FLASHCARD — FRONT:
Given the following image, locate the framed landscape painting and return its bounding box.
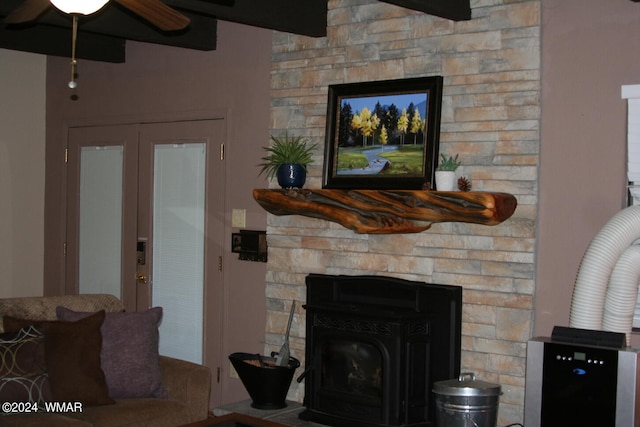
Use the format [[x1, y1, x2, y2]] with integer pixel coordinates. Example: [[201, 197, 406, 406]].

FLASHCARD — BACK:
[[322, 76, 443, 189]]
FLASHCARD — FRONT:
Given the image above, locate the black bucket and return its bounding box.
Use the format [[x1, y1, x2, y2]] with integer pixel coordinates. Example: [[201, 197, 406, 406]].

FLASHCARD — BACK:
[[229, 352, 300, 409]]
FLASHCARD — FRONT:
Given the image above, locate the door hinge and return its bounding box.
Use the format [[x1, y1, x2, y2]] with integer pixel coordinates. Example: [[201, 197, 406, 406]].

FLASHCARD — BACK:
[[63, 242, 67, 256], [220, 143, 225, 161], [64, 148, 68, 163], [217, 367, 221, 383], [218, 255, 223, 272]]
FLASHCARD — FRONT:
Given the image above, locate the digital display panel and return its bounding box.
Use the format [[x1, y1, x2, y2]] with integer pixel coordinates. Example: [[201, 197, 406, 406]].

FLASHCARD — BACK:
[[574, 351, 586, 361]]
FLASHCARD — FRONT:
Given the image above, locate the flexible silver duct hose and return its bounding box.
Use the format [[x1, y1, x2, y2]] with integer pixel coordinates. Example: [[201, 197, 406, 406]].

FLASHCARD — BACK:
[[569, 206, 640, 345], [603, 245, 640, 345]]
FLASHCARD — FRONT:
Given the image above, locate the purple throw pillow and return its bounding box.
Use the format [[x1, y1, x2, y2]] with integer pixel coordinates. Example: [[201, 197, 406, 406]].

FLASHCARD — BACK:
[[56, 306, 168, 399]]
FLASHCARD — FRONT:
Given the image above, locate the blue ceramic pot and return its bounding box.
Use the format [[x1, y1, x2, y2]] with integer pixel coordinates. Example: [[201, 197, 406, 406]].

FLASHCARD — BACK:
[[276, 164, 306, 189]]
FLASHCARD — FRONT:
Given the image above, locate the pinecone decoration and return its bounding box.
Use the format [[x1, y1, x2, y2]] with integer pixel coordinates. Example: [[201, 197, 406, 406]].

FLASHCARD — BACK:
[[457, 176, 472, 192]]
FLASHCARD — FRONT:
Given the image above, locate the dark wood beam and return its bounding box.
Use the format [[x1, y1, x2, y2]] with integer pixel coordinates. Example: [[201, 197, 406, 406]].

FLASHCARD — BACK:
[[165, 0, 327, 37], [1, 5, 218, 52], [0, 0, 326, 59], [0, 25, 126, 62], [80, 8, 218, 51], [0, 0, 474, 61], [380, 0, 471, 21]]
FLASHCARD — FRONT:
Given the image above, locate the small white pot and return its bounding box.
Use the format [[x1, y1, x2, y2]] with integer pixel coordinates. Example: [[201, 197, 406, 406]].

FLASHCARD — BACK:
[[435, 170, 456, 191]]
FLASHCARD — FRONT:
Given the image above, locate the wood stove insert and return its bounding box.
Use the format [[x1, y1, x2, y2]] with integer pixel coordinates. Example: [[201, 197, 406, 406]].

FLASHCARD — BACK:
[[298, 274, 462, 427]]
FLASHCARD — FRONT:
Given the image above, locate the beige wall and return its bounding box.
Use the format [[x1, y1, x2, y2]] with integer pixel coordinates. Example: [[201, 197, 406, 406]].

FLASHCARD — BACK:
[[536, 0, 640, 339], [0, 49, 46, 298], [44, 21, 272, 406]]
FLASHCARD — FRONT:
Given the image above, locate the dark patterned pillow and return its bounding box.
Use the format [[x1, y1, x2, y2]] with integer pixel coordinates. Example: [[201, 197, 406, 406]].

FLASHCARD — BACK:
[[0, 326, 52, 411], [3, 316, 49, 333]]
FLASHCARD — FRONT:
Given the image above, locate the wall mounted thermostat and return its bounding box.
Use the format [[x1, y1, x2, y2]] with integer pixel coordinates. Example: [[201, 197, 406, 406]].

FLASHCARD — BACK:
[[231, 229, 267, 262]]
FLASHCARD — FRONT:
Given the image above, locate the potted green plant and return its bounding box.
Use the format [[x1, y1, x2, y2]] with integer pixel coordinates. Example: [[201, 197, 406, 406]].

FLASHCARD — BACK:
[[435, 153, 461, 191], [258, 133, 317, 189]]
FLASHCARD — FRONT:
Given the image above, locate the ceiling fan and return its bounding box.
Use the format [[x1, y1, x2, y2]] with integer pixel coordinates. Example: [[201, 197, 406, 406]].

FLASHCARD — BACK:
[[4, 0, 191, 32], [4, 0, 194, 90]]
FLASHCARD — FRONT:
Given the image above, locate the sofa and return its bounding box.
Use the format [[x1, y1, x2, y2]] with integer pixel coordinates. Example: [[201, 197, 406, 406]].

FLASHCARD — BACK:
[[0, 294, 211, 427]]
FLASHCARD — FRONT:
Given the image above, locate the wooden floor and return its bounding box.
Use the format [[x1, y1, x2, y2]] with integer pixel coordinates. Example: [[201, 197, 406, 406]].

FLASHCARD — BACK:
[[182, 413, 289, 427]]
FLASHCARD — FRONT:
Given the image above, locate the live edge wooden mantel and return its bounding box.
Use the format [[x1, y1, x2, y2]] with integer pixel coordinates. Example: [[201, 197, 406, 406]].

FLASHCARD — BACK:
[[253, 189, 517, 234]]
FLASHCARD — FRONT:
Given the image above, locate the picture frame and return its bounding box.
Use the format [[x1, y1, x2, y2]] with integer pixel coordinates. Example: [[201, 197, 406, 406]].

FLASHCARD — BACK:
[[322, 76, 443, 190]]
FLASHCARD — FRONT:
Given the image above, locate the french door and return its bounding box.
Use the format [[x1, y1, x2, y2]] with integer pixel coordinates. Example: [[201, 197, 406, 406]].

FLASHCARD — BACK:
[[65, 119, 224, 399]]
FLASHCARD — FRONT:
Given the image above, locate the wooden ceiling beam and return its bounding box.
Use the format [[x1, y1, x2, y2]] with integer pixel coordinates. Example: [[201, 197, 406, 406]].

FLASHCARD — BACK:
[[1, 5, 218, 52], [78, 9, 218, 51], [0, 0, 473, 62], [379, 0, 471, 21], [164, 0, 327, 37], [0, 25, 126, 62]]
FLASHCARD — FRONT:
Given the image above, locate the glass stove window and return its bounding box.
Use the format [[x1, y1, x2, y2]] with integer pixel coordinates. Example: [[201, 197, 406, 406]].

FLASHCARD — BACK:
[[321, 340, 383, 400]]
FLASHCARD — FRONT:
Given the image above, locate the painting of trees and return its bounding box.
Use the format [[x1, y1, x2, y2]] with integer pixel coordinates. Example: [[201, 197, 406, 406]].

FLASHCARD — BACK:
[[410, 109, 423, 145], [339, 97, 426, 149], [397, 109, 408, 145], [324, 76, 443, 189], [338, 102, 353, 146], [380, 125, 388, 151], [350, 107, 380, 146]]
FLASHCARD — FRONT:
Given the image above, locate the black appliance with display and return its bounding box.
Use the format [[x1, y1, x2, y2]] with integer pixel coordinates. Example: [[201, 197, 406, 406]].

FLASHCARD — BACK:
[[525, 327, 640, 427]]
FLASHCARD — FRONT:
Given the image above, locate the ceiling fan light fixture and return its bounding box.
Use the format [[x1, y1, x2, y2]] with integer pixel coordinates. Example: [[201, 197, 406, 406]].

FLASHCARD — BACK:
[[50, 0, 110, 15]]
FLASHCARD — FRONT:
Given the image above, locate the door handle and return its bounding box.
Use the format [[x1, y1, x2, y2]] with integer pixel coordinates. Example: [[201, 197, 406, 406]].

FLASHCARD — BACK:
[[136, 272, 148, 284]]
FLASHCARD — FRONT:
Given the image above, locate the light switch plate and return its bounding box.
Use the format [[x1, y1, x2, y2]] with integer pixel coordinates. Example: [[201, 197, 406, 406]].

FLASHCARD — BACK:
[[231, 208, 246, 228]]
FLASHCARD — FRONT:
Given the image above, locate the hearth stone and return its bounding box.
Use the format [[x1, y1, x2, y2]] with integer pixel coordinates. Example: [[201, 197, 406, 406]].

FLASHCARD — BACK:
[[213, 400, 319, 426]]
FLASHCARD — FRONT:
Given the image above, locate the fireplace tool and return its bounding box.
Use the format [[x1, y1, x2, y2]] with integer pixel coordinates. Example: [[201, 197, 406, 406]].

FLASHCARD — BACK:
[[276, 300, 295, 366]]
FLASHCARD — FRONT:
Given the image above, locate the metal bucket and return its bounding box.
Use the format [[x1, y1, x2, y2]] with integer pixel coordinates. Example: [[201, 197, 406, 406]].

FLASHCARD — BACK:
[[433, 372, 502, 427]]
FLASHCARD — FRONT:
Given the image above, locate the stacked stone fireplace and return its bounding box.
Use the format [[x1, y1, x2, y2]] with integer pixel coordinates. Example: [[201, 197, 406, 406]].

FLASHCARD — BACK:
[[266, 1, 540, 423], [297, 274, 462, 427]]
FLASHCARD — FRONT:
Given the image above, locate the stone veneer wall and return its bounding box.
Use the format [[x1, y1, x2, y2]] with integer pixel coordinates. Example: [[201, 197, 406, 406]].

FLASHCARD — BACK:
[[264, 0, 540, 423]]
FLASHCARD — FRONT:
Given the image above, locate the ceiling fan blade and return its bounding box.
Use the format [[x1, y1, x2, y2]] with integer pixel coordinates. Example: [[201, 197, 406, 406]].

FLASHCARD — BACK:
[[114, 0, 190, 31], [5, 0, 51, 24]]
